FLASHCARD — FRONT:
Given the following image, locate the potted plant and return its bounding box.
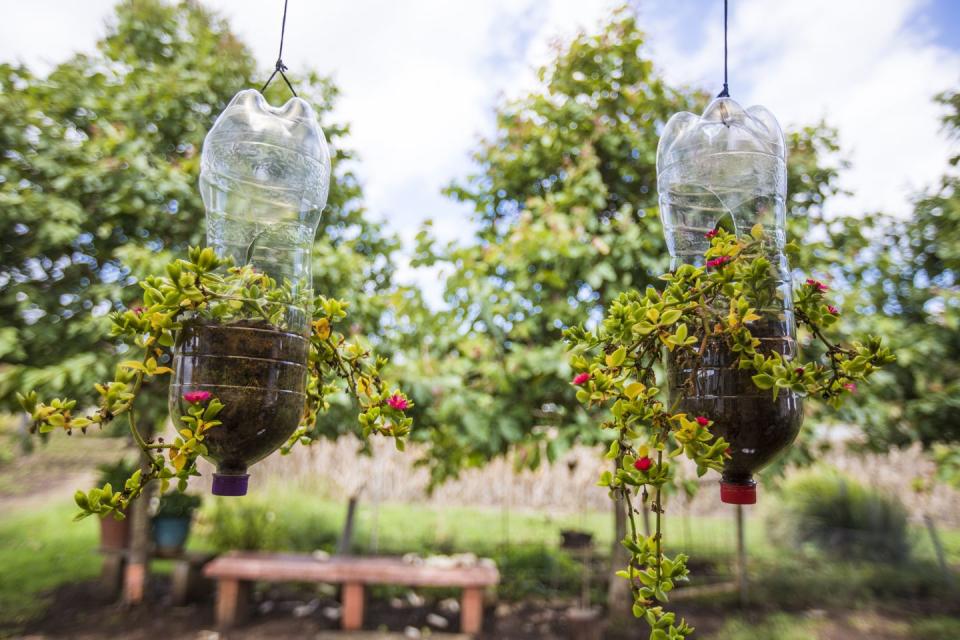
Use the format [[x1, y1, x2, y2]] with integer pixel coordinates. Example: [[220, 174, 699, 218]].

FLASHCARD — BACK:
[[151, 492, 202, 554], [95, 458, 140, 550], [17, 89, 413, 519]]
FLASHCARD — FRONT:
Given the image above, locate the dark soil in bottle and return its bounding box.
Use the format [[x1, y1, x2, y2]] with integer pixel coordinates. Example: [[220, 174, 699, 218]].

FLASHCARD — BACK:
[[169, 319, 309, 477], [667, 318, 803, 486]]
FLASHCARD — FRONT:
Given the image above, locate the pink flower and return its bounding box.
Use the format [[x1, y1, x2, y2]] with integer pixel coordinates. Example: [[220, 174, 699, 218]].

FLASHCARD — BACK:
[[634, 456, 652, 472], [573, 372, 591, 386], [806, 278, 828, 293], [827, 305, 839, 315], [695, 416, 710, 426], [705, 229, 719, 239], [844, 383, 857, 393], [183, 391, 211, 404], [131, 306, 146, 316], [387, 393, 409, 411], [706, 256, 732, 269]]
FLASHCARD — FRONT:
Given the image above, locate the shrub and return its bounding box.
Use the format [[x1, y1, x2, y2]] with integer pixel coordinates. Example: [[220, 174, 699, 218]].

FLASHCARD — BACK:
[[203, 497, 338, 552], [95, 458, 140, 491], [205, 499, 280, 551], [770, 467, 910, 562], [155, 492, 202, 518], [492, 545, 583, 601]]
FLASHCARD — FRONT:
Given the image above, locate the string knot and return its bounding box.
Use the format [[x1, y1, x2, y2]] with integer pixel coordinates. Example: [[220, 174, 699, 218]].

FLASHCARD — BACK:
[[275, 59, 288, 73], [717, 84, 730, 99]]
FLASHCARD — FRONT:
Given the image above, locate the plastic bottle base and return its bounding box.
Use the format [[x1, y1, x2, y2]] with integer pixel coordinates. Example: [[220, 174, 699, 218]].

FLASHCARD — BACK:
[[720, 482, 757, 505], [212, 473, 249, 496]]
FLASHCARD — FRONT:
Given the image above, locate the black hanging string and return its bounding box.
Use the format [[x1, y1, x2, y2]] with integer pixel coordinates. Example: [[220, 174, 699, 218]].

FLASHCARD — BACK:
[[261, 0, 297, 96], [717, 0, 730, 98]]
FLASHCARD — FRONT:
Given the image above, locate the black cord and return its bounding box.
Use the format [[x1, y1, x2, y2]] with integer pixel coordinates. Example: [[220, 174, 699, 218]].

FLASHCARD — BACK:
[[717, 0, 730, 98], [261, 0, 297, 96]]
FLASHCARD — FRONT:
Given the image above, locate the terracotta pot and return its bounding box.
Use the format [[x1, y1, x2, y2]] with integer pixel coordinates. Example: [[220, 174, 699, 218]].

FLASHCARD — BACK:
[[99, 514, 131, 550]]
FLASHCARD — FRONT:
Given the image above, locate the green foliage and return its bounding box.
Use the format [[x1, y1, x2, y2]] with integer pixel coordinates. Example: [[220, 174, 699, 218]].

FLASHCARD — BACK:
[[564, 230, 892, 638], [491, 545, 583, 601], [771, 467, 910, 563], [408, 7, 851, 489], [19, 248, 411, 520], [205, 499, 317, 552], [733, 556, 957, 610], [154, 491, 201, 518], [0, 0, 404, 445], [94, 458, 140, 493]]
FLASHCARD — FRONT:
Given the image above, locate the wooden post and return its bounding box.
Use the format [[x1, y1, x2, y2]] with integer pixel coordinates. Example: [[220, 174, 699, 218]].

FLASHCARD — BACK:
[[215, 579, 251, 628], [123, 418, 155, 605], [606, 485, 632, 627], [100, 550, 126, 597], [460, 587, 484, 635], [341, 582, 365, 630], [735, 504, 748, 607], [337, 492, 361, 556]]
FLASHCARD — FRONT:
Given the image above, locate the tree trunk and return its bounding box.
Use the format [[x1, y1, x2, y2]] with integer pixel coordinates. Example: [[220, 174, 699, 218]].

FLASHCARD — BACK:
[[123, 425, 155, 604], [337, 492, 362, 556], [606, 491, 632, 627]]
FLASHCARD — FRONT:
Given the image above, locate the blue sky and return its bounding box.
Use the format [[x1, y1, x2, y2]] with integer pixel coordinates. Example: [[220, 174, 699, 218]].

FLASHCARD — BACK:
[[2, 1, 959, 304]]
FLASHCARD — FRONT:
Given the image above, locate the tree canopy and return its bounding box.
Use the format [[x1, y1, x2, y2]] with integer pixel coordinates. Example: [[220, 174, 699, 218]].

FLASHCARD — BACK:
[[0, 0, 402, 435]]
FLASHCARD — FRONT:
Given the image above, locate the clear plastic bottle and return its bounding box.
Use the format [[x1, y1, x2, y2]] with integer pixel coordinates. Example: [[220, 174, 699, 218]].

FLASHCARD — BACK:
[[657, 97, 803, 504], [168, 89, 331, 495]]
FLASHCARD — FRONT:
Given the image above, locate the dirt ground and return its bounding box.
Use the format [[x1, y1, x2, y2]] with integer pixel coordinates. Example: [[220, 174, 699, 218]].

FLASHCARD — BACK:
[[10, 574, 953, 640]]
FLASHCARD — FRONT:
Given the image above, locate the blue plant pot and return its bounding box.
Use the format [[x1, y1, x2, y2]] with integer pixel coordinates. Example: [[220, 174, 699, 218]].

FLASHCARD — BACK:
[[151, 516, 192, 553]]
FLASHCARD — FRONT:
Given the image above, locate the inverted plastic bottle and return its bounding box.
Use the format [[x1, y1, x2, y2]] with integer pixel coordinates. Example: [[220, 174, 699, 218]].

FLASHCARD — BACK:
[[168, 89, 331, 496], [656, 97, 803, 505]]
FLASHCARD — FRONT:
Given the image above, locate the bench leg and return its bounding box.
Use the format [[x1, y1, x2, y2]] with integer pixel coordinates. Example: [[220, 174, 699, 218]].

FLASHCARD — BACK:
[[461, 587, 484, 635], [342, 582, 365, 631], [215, 579, 251, 629]]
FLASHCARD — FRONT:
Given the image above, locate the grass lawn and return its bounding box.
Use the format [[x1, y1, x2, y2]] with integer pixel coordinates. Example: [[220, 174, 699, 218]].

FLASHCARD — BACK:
[[1, 487, 957, 637], [0, 500, 100, 633]]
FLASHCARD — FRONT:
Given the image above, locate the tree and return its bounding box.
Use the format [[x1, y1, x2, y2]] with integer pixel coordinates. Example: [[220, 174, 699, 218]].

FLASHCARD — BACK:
[[0, 0, 401, 437], [404, 6, 846, 621]]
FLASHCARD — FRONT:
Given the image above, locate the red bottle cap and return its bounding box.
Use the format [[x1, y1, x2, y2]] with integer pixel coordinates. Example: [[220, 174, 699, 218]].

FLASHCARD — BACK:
[[720, 482, 757, 505]]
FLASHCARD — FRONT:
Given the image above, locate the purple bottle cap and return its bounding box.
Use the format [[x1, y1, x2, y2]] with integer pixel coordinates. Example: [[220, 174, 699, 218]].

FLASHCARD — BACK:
[[212, 473, 250, 496]]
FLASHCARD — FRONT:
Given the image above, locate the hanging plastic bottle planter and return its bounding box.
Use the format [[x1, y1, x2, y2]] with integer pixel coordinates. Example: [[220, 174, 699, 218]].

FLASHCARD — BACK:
[[169, 89, 331, 496], [657, 96, 803, 505]]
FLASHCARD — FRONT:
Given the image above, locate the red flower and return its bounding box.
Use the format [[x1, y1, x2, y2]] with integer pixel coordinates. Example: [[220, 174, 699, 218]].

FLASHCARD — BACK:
[[183, 391, 211, 404], [695, 416, 710, 426], [705, 229, 719, 239], [795, 367, 806, 375], [132, 306, 146, 316], [706, 256, 732, 269], [844, 383, 857, 393], [387, 393, 409, 411], [806, 278, 828, 293], [634, 456, 653, 472], [724, 447, 732, 457], [573, 372, 591, 386], [827, 305, 839, 315]]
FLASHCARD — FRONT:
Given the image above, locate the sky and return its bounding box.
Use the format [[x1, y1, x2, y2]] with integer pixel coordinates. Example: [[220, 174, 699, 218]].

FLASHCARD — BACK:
[[2, 0, 959, 304]]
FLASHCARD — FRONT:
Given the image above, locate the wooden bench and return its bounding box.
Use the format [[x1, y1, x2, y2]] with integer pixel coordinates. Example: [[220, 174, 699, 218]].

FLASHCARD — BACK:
[[204, 552, 500, 635]]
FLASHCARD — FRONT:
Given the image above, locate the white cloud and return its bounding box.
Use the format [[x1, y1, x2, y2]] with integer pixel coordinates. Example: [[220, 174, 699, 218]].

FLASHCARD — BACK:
[[2, 0, 958, 305], [645, 0, 960, 217]]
